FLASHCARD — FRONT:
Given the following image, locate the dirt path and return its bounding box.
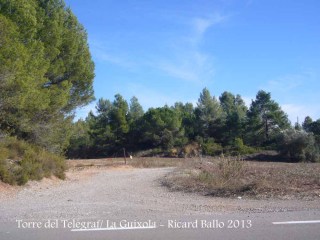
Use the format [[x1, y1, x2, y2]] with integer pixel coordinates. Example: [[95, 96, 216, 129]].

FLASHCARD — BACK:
[[1, 166, 319, 222]]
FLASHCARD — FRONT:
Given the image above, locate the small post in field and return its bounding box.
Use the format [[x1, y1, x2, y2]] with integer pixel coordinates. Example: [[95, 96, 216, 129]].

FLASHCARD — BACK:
[[123, 148, 127, 165]]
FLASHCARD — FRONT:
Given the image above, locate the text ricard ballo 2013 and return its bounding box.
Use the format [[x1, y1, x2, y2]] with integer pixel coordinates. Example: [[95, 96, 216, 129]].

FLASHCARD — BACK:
[[16, 219, 253, 230]]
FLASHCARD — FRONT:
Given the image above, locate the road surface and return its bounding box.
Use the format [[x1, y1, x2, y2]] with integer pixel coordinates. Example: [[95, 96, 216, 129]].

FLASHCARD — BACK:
[[1, 167, 319, 240]]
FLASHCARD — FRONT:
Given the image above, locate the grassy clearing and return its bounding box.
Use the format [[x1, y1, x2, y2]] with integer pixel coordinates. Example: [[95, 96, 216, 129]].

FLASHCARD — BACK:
[[0, 137, 66, 185], [67, 157, 186, 169], [162, 157, 320, 200]]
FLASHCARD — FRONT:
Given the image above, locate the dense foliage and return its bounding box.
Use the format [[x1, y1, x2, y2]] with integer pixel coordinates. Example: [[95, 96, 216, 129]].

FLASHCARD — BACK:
[[0, 0, 94, 153], [0, 0, 94, 184], [67, 89, 319, 162]]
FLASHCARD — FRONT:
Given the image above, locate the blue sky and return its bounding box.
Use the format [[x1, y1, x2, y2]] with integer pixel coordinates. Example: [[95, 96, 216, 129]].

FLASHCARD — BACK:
[[65, 0, 320, 124]]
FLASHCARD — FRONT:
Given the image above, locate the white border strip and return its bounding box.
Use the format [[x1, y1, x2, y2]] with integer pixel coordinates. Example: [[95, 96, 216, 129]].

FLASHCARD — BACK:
[[71, 226, 157, 232], [273, 220, 320, 225]]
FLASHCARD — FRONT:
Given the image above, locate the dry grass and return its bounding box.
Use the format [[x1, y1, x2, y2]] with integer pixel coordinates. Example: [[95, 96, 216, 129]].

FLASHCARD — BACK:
[[130, 157, 187, 168], [67, 157, 187, 169], [66, 156, 320, 200], [0, 137, 66, 185], [67, 158, 123, 168], [162, 157, 320, 200]]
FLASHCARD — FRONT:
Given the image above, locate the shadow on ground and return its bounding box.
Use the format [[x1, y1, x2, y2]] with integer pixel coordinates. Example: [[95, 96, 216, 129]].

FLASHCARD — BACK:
[[244, 151, 295, 163]]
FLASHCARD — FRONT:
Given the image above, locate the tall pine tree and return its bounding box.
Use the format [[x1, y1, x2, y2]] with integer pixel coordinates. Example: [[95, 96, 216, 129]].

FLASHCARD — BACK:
[[0, 0, 94, 153], [246, 90, 290, 146]]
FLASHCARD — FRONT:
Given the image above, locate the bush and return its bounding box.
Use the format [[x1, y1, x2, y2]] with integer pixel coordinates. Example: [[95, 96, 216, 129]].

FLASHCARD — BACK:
[[278, 129, 320, 162], [0, 137, 66, 185], [232, 138, 256, 155], [199, 138, 223, 156], [180, 142, 201, 158], [162, 157, 251, 196]]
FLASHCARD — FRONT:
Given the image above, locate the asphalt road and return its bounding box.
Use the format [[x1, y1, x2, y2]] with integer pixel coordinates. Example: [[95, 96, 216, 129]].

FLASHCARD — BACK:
[[1, 167, 319, 240], [1, 210, 320, 240]]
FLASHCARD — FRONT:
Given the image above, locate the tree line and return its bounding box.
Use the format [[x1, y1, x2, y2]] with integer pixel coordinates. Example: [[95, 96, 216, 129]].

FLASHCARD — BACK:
[[67, 89, 320, 162]]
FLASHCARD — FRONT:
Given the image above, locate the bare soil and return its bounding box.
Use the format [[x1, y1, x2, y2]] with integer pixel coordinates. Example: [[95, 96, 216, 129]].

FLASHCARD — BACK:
[[1, 162, 320, 223]]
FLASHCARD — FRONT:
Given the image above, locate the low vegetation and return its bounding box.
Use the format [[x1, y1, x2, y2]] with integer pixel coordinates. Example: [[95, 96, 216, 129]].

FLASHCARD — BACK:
[[162, 157, 320, 200], [0, 137, 66, 185], [66, 157, 186, 169], [278, 129, 320, 162]]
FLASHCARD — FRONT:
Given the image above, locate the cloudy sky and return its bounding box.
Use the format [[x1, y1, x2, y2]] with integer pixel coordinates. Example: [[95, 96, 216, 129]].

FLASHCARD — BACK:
[[65, 0, 320, 124]]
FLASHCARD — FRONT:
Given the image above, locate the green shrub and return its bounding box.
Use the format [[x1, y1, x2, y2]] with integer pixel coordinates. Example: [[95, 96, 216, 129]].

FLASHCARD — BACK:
[[0, 146, 9, 161], [278, 129, 320, 162], [0, 137, 66, 185], [232, 138, 256, 155], [201, 138, 223, 156], [198, 171, 214, 183], [0, 159, 14, 184]]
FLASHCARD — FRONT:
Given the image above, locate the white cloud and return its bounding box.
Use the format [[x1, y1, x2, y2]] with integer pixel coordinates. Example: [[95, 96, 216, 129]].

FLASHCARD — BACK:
[[158, 62, 199, 82], [156, 50, 215, 83], [193, 18, 213, 35], [153, 13, 227, 84], [189, 13, 228, 46], [193, 13, 227, 36], [89, 39, 135, 69], [264, 71, 316, 94], [93, 51, 132, 68]]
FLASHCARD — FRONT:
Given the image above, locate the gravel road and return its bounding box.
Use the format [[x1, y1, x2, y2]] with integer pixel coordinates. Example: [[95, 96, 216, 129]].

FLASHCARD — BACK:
[[1, 166, 319, 222], [1, 166, 320, 240]]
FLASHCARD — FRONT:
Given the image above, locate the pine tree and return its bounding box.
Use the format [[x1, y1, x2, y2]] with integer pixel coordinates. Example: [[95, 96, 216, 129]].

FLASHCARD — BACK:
[[246, 90, 290, 146], [128, 96, 144, 123], [195, 88, 224, 140], [0, 0, 95, 153], [219, 91, 247, 145]]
